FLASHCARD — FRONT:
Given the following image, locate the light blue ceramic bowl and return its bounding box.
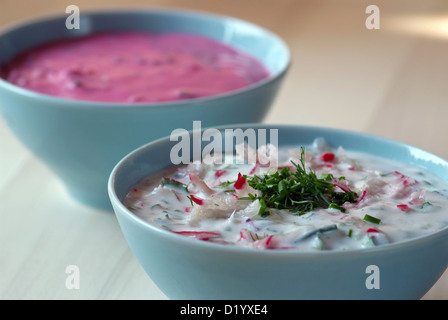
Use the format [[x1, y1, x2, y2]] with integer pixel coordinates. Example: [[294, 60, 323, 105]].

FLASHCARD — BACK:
[[108, 124, 448, 300], [0, 9, 290, 208]]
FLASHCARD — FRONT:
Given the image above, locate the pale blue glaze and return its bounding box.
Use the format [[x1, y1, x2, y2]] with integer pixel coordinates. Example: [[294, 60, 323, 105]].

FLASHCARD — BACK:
[[109, 124, 448, 299], [0, 9, 290, 208]]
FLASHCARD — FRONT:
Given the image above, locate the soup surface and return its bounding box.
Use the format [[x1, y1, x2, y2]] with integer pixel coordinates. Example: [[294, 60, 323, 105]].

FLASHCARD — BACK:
[[125, 139, 448, 251], [1, 31, 270, 103]]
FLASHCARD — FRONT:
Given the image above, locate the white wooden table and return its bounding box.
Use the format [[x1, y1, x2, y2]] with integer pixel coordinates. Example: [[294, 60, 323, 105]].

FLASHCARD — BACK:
[[1, 0, 447, 299]]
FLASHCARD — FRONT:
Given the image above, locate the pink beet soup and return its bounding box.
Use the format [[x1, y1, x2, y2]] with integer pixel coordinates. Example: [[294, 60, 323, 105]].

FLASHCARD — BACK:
[[0, 31, 270, 103]]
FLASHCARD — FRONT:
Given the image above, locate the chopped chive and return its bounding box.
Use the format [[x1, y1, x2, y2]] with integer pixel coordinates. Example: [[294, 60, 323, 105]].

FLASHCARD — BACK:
[[328, 203, 346, 212], [347, 229, 353, 238], [294, 224, 338, 243], [363, 214, 381, 224]]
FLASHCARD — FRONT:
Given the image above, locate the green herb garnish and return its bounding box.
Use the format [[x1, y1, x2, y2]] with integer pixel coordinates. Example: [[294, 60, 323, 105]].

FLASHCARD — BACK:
[[421, 201, 432, 208], [219, 180, 236, 188], [363, 214, 381, 224], [187, 195, 194, 206], [242, 147, 358, 217], [161, 177, 189, 192]]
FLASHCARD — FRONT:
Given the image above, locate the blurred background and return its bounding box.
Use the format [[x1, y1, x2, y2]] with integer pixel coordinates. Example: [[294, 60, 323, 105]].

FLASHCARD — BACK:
[[1, 0, 447, 299], [2, 0, 448, 154]]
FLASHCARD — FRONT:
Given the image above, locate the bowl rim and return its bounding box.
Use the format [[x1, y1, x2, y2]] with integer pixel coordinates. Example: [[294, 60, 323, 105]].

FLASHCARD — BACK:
[[108, 123, 448, 258], [0, 7, 291, 109]]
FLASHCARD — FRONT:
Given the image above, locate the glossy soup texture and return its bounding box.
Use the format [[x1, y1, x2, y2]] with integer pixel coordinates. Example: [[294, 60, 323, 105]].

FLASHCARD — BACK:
[[0, 31, 270, 103], [124, 139, 448, 251]]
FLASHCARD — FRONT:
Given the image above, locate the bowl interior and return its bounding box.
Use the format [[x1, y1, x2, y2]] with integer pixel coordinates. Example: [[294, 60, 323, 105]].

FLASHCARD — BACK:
[[0, 9, 290, 77], [110, 123, 448, 210]]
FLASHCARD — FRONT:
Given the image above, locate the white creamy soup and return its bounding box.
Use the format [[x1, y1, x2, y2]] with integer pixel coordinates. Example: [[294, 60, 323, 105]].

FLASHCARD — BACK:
[[124, 139, 448, 251]]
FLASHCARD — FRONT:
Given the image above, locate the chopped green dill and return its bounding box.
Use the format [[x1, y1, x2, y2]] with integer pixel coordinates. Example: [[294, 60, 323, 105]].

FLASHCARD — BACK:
[[187, 195, 194, 206], [243, 147, 358, 217], [320, 173, 333, 181], [258, 198, 269, 217], [421, 201, 432, 208], [219, 180, 236, 188], [223, 164, 238, 169], [161, 177, 189, 192], [151, 203, 167, 210]]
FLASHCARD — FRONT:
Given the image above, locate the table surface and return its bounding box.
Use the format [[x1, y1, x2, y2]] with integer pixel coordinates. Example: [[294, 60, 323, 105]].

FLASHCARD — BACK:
[[1, 0, 448, 300]]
